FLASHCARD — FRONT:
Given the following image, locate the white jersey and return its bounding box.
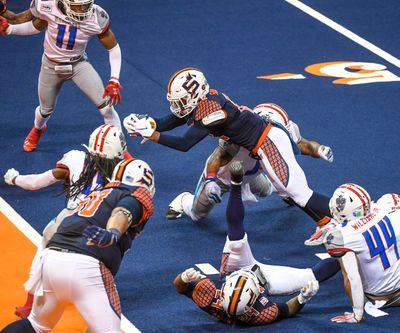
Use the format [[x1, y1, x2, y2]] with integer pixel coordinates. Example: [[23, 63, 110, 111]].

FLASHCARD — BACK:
[[56, 150, 101, 209], [325, 210, 400, 296], [30, 0, 109, 63]]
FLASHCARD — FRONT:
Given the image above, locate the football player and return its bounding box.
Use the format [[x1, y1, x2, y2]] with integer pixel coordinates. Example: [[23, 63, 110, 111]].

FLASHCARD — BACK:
[[173, 161, 339, 325], [4, 124, 127, 318], [323, 184, 400, 323], [166, 103, 333, 222], [124, 68, 333, 236], [0, 0, 123, 152], [1, 158, 155, 333]]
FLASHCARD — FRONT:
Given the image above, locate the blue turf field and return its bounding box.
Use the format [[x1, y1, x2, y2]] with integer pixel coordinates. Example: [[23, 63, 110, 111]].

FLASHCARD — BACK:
[[1, 1, 400, 332]]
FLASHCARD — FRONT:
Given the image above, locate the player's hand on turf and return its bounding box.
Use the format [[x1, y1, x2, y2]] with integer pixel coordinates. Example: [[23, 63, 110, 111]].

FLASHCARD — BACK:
[[0, 16, 10, 35], [204, 177, 222, 204], [4, 168, 19, 185], [123, 113, 156, 137], [298, 279, 319, 304], [83, 225, 121, 248], [331, 312, 364, 324], [317, 145, 333, 162], [181, 268, 205, 283], [103, 77, 122, 105]]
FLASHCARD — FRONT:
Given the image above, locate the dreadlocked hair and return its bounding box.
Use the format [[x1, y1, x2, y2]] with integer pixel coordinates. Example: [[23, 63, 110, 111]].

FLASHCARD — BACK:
[[65, 152, 123, 202]]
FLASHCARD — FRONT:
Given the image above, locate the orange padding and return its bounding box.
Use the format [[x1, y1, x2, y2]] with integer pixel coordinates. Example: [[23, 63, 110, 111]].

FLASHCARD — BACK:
[[0, 211, 87, 332]]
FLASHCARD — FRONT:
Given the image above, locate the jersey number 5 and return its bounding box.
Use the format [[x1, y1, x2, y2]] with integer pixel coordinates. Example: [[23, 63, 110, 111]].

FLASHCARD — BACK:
[[56, 24, 77, 50], [362, 216, 400, 270]]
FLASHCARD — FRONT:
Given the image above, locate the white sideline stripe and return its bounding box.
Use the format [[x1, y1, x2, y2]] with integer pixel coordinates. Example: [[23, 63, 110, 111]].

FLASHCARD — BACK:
[[285, 0, 400, 69], [0, 197, 140, 333]]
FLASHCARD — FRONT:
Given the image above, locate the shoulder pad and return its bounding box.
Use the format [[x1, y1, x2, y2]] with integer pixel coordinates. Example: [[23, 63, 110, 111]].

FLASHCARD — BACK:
[[94, 5, 110, 31], [218, 139, 240, 157], [192, 278, 216, 308], [201, 110, 227, 126], [324, 228, 347, 258], [30, 0, 40, 17], [56, 150, 85, 168]]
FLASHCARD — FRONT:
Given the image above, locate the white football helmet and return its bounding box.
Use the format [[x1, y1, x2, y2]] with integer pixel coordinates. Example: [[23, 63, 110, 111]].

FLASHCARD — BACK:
[[166, 68, 209, 118], [376, 193, 400, 213], [221, 269, 261, 317], [329, 183, 371, 222], [86, 124, 126, 160], [252, 103, 290, 126], [111, 159, 155, 197], [62, 0, 94, 22]]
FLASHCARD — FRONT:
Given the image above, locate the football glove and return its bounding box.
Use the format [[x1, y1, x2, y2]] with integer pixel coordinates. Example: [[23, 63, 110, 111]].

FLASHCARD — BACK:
[[103, 78, 122, 105], [4, 168, 19, 185], [181, 268, 205, 283], [331, 311, 364, 324], [297, 279, 319, 304], [83, 225, 121, 248], [123, 113, 156, 137], [317, 145, 334, 163], [204, 177, 222, 204], [0, 16, 9, 36]]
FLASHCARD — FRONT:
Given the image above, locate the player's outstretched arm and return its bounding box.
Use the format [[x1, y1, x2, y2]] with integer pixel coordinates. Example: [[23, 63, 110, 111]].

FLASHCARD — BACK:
[[331, 252, 364, 323], [173, 268, 205, 294], [297, 138, 333, 162], [0, 16, 46, 36], [4, 167, 67, 190], [2, 8, 33, 25], [98, 29, 122, 105]]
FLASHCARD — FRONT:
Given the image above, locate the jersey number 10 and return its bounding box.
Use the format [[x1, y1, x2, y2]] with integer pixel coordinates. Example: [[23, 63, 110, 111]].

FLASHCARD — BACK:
[[56, 24, 77, 50], [362, 216, 400, 270]]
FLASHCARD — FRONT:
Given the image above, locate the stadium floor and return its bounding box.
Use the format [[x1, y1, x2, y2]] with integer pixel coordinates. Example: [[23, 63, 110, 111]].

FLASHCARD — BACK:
[[1, 1, 400, 332]]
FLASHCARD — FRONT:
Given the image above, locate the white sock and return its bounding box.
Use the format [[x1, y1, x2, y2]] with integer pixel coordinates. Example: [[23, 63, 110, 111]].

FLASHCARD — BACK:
[[34, 106, 48, 129], [99, 105, 122, 130]]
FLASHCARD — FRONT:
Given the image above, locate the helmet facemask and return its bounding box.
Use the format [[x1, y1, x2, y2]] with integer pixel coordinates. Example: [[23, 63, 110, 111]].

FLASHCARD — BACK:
[[63, 0, 94, 22], [167, 68, 209, 118]]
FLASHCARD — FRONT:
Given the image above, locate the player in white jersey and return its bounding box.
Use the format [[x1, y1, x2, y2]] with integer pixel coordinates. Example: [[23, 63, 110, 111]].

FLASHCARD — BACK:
[[323, 183, 400, 324], [166, 103, 334, 222], [3, 124, 126, 318], [0, 0, 123, 152]]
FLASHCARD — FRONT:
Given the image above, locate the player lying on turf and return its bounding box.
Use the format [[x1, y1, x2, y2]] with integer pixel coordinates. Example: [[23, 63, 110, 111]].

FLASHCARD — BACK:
[[173, 161, 340, 325]]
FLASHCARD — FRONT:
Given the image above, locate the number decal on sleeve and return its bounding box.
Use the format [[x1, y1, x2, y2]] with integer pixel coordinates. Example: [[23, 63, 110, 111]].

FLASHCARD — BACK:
[[75, 189, 112, 218], [363, 216, 400, 270], [56, 24, 77, 50]]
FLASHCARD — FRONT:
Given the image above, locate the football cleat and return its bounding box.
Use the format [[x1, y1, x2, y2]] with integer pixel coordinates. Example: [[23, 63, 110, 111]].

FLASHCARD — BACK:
[[229, 161, 244, 185], [23, 125, 46, 152], [166, 192, 190, 219], [304, 220, 338, 246]]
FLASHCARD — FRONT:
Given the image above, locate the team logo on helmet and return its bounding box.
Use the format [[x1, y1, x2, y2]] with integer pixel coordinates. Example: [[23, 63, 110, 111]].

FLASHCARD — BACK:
[[336, 195, 346, 212]]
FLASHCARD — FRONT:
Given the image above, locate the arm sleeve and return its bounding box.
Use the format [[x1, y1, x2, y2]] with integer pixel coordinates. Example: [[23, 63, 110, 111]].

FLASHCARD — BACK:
[[14, 170, 59, 190], [153, 114, 187, 132], [275, 303, 289, 319], [158, 123, 209, 152], [108, 43, 121, 80], [7, 20, 41, 35]]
